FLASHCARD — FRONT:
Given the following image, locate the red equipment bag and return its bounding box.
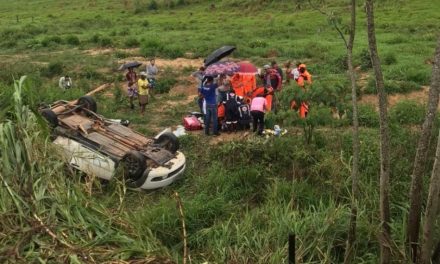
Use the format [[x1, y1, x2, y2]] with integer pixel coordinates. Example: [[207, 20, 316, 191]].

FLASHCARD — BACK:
[[183, 115, 202, 131]]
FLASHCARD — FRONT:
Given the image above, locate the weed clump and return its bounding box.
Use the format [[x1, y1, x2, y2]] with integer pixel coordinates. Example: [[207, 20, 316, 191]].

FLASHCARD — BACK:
[[359, 49, 372, 70], [41, 62, 63, 77], [390, 100, 425, 125], [41, 36, 63, 47], [347, 104, 379, 127], [124, 37, 139, 48], [65, 35, 80, 45], [99, 37, 113, 47]]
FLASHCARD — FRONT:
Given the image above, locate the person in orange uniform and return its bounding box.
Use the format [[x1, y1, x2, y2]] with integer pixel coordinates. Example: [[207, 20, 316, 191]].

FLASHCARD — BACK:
[[295, 64, 312, 118]]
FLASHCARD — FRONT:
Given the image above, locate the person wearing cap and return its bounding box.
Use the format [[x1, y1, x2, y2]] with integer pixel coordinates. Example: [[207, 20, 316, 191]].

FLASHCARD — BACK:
[[137, 72, 150, 116], [126, 67, 138, 109]]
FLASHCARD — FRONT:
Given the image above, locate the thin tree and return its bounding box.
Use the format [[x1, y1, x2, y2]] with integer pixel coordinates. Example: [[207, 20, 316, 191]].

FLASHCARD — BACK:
[[306, 1, 360, 260], [344, 0, 361, 263], [419, 129, 440, 264], [407, 36, 440, 262], [365, 0, 392, 263], [417, 38, 440, 264]]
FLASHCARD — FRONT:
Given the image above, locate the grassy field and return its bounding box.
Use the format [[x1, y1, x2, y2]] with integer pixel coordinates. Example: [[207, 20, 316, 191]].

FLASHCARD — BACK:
[[0, 0, 440, 263]]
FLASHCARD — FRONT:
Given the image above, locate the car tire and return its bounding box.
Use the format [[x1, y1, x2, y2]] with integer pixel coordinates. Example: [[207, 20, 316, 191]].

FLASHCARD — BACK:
[[40, 109, 58, 128], [154, 132, 179, 153], [77, 96, 97, 113], [121, 150, 146, 183]]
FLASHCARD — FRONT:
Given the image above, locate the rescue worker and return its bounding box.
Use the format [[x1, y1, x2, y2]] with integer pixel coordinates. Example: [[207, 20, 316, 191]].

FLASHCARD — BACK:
[[250, 94, 267, 135], [295, 64, 312, 118]]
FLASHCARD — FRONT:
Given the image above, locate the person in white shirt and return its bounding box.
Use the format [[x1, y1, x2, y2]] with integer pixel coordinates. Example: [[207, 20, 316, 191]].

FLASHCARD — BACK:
[[59, 75, 72, 90], [292, 62, 301, 81]]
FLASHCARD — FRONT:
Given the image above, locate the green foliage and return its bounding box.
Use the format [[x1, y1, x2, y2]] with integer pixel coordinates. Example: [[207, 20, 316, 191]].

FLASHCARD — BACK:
[[359, 49, 372, 70], [124, 37, 140, 48], [155, 73, 178, 94], [99, 36, 113, 47], [383, 52, 397, 65], [65, 35, 80, 46], [89, 34, 101, 43], [41, 62, 63, 77], [41, 35, 63, 47], [148, 0, 159, 10], [390, 100, 425, 125], [141, 39, 184, 59], [364, 78, 421, 94], [347, 104, 379, 127]]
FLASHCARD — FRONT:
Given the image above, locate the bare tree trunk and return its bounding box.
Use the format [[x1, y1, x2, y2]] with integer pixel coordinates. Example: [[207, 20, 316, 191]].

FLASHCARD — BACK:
[[344, 0, 360, 263], [419, 129, 440, 264], [407, 37, 440, 263], [365, 1, 392, 263]]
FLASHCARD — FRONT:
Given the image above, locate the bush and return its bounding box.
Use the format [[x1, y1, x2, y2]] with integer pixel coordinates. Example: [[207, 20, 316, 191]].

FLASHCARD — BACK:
[[140, 39, 162, 57], [89, 34, 101, 43], [383, 53, 397, 65], [142, 20, 150, 27], [332, 53, 348, 72], [347, 104, 379, 127], [148, 0, 159, 10], [41, 36, 63, 47], [359, 49, 372, 70], [41, 62, 63, 77], [390, 100, 425, 125], [124, 37, 139, 48], [99, 37, 112, 47], [248, 40, 268, 48], [155, 76, 177, 94], [364, 78, 421, 94], [65, 35, 80, 45]]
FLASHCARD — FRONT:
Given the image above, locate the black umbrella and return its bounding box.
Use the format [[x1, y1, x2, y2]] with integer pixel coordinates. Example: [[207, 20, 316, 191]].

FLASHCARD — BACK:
[[118, 61, 143, 71], [204, 46, 236, 67]]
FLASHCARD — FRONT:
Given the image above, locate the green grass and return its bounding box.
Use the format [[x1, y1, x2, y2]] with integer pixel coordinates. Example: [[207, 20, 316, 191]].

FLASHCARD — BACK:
[[0, 0, 439, 263]]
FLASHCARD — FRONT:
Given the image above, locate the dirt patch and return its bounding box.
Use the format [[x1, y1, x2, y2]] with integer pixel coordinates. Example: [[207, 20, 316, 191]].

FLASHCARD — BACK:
[[83, 48, 139, 56], [359, 86, 430, 108], [116, 56, 203, 70]]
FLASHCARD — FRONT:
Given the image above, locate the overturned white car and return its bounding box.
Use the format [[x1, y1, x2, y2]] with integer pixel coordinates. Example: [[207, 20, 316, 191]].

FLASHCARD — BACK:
[[39, 96, 186, 189]]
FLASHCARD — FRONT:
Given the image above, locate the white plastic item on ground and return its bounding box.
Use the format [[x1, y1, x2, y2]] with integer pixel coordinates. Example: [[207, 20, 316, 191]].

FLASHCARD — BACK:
[[154, 127, 172, 139], [274, 125, 281, 136], [173, 125, 187, 137]]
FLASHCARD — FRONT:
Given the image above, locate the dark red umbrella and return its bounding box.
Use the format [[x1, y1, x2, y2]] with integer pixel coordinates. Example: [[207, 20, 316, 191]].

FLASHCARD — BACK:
[[238, 61, 258, 75]]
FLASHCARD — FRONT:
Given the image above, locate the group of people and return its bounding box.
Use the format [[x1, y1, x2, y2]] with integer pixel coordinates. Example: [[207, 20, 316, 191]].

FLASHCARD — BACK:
[[125, 59, 158, 115], [193, 60, 313, 136]]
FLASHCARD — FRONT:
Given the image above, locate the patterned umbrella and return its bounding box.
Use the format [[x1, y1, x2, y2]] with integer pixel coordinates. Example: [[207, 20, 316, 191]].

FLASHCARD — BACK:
[[238, 61, 258, 75], [204, 61, 239, 76]]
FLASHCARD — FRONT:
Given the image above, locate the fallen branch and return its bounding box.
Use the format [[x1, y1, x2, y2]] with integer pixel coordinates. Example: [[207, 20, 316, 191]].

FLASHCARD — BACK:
[[33, 213, 74, 249], [173, 192, 191, 264]]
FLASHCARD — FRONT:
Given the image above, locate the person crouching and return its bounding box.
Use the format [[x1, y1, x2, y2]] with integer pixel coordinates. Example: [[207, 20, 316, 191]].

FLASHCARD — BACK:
[[250, 94, 267, 135], [137, 72, 150, 116]]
